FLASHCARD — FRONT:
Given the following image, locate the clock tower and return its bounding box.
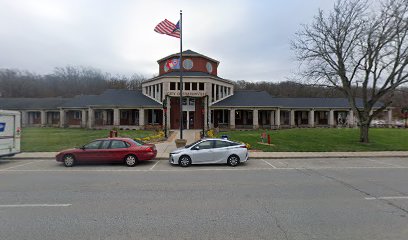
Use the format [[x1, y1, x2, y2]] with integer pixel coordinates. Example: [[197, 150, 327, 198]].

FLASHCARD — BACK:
[[142, 50, 234, 130]]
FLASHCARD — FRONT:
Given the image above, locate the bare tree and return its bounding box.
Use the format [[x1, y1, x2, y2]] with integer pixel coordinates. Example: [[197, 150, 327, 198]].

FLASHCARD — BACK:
[[127, 73, 146, 90], [0, 66, 148, 98], [292, 0, 408, 143]]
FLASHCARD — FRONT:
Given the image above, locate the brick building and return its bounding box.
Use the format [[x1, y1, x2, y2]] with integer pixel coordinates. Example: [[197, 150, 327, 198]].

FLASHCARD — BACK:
[[0, 50, 393, 130]]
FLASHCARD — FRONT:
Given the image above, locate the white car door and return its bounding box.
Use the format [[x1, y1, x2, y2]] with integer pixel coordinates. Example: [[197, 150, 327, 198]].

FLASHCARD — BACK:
[[190, 140, 215, 164], [212, 140, 233, 163]]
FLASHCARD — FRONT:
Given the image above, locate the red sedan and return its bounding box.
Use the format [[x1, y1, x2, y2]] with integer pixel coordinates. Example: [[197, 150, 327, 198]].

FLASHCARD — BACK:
[[56, 137, 157, 167]]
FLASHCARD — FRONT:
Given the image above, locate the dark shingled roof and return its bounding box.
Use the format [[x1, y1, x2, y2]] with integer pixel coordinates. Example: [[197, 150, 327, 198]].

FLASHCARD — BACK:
[[212, 91, 276, 107], [62, 89, 161, 108], [212, 91, 383, 109], [0, 89, 161, 110], [0, 97, 68, 110]]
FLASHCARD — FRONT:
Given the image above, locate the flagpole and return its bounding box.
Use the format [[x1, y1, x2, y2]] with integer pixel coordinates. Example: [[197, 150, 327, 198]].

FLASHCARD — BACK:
[[179, 10, 183, 140]]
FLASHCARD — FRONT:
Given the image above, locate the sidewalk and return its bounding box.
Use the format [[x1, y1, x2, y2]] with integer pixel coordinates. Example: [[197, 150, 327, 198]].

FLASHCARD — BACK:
[[154, 130, 200, 157]]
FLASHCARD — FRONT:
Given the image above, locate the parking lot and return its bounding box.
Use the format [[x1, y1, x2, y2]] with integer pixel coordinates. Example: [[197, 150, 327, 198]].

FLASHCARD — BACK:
[[1, 157, 408, 240]]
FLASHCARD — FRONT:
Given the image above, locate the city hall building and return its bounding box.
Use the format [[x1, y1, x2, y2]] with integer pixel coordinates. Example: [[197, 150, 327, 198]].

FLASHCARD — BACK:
[[0, 50, 393, 130]]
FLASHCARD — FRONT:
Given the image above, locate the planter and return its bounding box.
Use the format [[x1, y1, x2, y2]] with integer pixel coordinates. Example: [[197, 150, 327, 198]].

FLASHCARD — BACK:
[[175, 139, 187, 148]]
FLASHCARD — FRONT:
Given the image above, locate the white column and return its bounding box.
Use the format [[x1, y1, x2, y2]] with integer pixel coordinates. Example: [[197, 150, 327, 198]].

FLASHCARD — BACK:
[[186, 111, 189, 130], [159, 84, 162, 101], [229, 109, 235, 129], [309, 109, 315, 127], [139, 109, 145, 128], [155, 84, 158, 101], [21, 111, 28, 127], [253, 109, 259, 129], [329, 110, 335, 127], [275, 108, 281, 128], [150, 109, 157, 124], [387, 109, 393, 126], [214, 85, 217, 101], [81, 110, 87, 128], [290, 110, 295, 127], [204, 97, 208, 130], [40, 110, 46, 126], [270, 111, 275, 127], [113, 108, 120, 126], [88, 108, 94, 129], [101, 110, 107, 125], [59, 109, 66, 128], [218, 85, 222, 100]]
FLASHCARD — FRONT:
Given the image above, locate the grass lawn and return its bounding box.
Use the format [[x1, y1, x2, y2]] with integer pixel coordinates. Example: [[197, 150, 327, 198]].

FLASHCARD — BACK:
[[216, 128, 408, 152], [21, 128, 157, 152]]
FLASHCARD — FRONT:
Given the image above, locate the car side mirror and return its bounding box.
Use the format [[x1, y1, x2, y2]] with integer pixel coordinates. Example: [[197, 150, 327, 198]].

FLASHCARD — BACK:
[[80, 146, 85, 150], [192, 146, 200, 150]]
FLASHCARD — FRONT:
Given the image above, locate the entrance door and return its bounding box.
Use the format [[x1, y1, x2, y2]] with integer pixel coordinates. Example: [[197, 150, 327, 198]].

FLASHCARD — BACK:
[[170, 97, 204, 129], [189, 111, 195, 129], [182, 111, 187, 129]]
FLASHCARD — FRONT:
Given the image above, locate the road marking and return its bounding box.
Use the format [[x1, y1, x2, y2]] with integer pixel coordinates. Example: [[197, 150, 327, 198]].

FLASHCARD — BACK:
[[365, 159, 403, 168], [365, 196, 408, 200], [0, 160, 44, 171], [149, 161, 160, 170], [262, 160, 277, 168], [0, 204, 71, 208]]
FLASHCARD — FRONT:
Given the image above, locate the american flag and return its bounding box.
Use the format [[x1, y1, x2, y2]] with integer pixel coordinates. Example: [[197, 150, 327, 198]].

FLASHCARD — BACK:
[[154, 19, 180, 38]]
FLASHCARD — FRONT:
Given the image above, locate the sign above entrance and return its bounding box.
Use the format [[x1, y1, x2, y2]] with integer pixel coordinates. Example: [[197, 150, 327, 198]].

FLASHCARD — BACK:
[[166, 91, 206, 97]]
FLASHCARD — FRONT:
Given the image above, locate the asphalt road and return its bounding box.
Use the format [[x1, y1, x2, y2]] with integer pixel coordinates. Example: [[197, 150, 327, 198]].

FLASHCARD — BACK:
[[1, 157, 408, 240]]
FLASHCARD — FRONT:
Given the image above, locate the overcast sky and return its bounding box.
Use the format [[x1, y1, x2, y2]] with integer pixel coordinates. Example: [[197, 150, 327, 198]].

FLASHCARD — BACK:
[[0, 0, 336, 82]]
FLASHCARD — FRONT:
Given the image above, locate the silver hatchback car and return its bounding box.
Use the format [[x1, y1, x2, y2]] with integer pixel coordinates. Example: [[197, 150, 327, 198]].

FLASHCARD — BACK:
[[169, 138, 249, 167]]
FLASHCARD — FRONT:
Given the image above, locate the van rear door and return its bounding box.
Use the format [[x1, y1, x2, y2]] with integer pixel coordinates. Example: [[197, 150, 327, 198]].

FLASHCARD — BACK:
[[0, 112, 19, 157]]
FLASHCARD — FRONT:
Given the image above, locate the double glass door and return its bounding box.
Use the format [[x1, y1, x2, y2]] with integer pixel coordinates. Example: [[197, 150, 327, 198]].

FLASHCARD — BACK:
[[182, 111, 195, 129]]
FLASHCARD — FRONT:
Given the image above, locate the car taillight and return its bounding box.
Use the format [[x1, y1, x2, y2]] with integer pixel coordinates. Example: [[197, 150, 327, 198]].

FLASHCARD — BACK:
[[146, 147, 153, 152], [240, 145, 247, 148]]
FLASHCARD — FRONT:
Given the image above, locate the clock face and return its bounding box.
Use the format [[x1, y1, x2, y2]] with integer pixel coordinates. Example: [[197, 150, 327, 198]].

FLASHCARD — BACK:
[[206, 62, 213, 73], [164, 64, 169, 72], [183, 59, 193, 70]]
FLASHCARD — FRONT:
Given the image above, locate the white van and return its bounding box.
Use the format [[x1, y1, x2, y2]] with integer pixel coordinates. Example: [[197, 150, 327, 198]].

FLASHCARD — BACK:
[[0, 110, 21, 157]]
